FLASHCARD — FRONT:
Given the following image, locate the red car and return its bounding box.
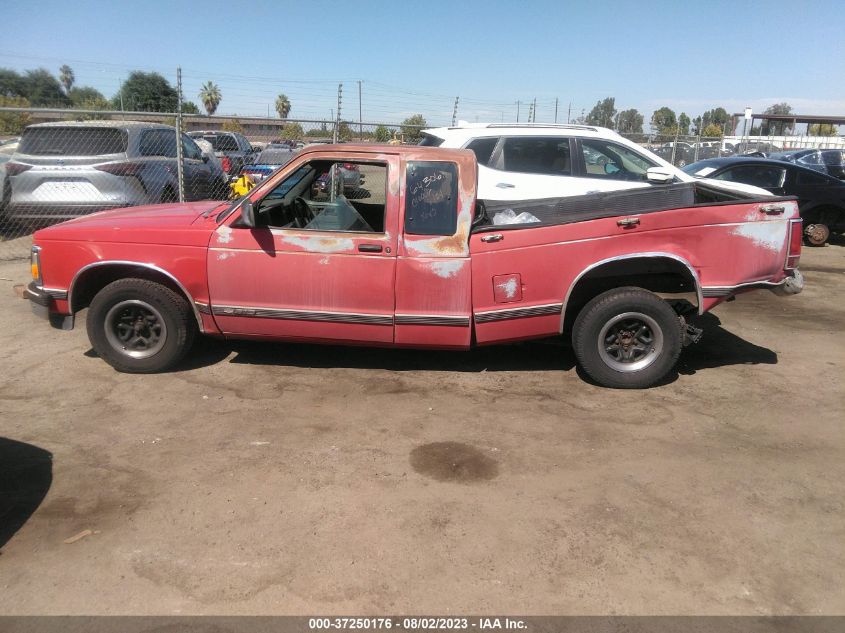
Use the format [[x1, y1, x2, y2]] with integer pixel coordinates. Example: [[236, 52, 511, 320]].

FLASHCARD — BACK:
[[26, 145, 803, 388]]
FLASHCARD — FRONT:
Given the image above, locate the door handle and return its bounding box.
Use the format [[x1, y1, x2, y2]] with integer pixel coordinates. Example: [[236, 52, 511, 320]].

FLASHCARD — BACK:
[[496, 182, 515, 188], [617, 217, 640, 227], [760, 204, 785, 215], [480, 233, 504, 243], [358, 243, 383, 253]]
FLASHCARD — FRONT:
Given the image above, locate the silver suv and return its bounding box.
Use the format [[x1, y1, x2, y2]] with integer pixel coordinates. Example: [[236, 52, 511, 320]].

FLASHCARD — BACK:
[[3, 121, 227, 222]]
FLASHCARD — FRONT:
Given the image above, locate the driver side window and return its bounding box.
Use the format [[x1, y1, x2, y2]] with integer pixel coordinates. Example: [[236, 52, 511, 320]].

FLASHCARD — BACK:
[[254, 160, 387, 233], [580, 139, 656, 181]]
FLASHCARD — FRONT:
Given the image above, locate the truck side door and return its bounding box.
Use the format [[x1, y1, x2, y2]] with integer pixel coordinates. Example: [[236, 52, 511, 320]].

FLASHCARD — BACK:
[[394, 156, 476, 349], [206, 153, 399, 344]]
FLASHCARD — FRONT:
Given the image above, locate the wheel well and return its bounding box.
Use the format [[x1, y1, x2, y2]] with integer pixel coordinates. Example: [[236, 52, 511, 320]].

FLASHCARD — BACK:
[[563, 257, 699, 333], [70, 265, 193, 316]]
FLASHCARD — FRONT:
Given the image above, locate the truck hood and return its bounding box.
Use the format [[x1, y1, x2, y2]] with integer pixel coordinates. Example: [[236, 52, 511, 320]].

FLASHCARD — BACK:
[[34, 200, 228, 245]]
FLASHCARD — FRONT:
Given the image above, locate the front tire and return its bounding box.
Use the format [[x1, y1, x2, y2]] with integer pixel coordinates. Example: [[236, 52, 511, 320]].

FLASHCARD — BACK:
[[86, 278, 196, 373], [572, 287, 683, 389]]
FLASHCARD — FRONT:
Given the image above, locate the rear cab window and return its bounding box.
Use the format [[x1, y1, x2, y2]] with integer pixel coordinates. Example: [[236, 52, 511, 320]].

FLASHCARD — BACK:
[[19, 127, 128, 156], [404, 161, 458, 235]]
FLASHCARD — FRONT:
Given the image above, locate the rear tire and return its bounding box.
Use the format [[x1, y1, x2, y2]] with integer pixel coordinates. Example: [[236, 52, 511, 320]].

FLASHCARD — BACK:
[[572, 287, 683, 389], [86, 278, 196, 373]]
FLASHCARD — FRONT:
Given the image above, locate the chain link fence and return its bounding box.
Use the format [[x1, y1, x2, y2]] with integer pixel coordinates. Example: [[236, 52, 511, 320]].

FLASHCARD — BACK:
[[0, 108, 422, 260], [2, 107, 844, 260]]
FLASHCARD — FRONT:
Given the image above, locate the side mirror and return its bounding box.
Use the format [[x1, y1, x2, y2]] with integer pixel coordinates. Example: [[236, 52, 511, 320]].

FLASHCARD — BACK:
[[240, 199, 256, 228], [646, 167, 674, 184]]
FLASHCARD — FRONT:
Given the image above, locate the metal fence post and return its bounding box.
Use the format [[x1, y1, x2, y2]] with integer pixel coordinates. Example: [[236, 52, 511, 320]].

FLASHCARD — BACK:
[[175, 67, 185, 203]]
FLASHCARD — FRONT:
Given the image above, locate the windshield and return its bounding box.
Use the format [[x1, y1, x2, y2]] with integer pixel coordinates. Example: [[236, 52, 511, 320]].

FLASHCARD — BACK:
[[681, 161, 720, 177]]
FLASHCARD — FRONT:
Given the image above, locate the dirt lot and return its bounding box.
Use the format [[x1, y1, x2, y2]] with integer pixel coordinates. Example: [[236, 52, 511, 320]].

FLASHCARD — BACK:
[[0, 244, 843, 615]]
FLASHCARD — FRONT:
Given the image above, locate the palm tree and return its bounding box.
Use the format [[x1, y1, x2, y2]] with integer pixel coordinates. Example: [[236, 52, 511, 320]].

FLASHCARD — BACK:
[[59, 65, 74, 94], [275, 94, 291, 119], [198, 81, 221, 116]]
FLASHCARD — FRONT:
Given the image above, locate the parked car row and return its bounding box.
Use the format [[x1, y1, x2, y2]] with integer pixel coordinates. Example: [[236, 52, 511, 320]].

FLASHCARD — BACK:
[[0, 122, 233, 228], [682, 157, 845, 245]]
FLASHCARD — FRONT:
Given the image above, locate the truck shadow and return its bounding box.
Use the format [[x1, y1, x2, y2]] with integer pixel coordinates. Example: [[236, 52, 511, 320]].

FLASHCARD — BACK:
[[222, 338, 576, 373], [176, 311, 776, 381], [677, 312, 777, 376], [0, 438, 53, 549]]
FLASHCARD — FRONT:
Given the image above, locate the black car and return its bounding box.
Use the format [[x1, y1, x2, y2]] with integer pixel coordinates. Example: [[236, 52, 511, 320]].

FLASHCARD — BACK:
[[187, 130, 258, 176], [683, 157, 845, 245], [769, 148, 845, 180]]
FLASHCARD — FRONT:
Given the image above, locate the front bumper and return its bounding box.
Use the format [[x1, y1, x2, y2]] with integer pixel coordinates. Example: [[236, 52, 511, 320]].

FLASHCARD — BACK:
[[26, 282, 74, 329]]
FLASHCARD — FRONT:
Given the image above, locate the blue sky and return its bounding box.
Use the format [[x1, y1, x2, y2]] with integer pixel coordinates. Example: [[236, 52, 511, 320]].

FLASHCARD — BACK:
[[2, 0, 844, 127]]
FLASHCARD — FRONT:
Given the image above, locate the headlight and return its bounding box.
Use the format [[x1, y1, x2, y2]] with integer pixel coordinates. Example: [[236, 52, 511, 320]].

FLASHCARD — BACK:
[[31, 245, 42, 285]]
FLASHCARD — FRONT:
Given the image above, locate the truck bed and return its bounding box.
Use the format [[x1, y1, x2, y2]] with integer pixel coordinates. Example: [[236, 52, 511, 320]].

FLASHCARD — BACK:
[[473, 182, 794, 232]]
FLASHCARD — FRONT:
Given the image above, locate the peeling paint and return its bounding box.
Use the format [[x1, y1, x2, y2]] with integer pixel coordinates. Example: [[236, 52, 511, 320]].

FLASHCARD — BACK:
[[318, 257, 330, 265], [280, 235, 354, 253], [217, 252, 230, 261], [731, 221, 788, 252], [215, 225, 233, 244], [496, 278, 519, 299], [429, 260, 466, 278]]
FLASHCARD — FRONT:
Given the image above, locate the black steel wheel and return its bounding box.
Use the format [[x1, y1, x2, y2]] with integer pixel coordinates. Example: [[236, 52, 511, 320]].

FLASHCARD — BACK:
[[87, 278, 196, 373], [572, 287, 683, 389]]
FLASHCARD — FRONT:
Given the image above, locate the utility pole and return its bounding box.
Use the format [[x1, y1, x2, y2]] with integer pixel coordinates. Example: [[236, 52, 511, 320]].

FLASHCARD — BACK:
[[554, 98, 558, 123], [175, 66, 185, 203], [333, 83, 342, 143], [358, 80, 363, 140], [451, 96, 459, 126], [532, 97, 537, 123], [516, 101, 521, 123], [528, 102, 534, 124], [567, 102, 571, 124]]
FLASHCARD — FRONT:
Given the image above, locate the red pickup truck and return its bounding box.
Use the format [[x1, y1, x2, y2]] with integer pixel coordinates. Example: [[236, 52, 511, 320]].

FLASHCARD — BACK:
[[26, 145, 804, 388]]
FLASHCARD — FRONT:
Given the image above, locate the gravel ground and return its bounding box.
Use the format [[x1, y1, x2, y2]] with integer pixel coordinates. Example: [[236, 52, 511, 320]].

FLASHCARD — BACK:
[[0, 244, 843, 615]]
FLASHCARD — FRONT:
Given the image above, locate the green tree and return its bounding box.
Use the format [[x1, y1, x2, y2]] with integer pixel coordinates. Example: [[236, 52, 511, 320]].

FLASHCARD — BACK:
[[336, 121, 353, 142], [181, 100, 200, 114], [585, 97, 617, 128], [0, 95, 30, 134], [701, 124, 723, 138], [616, 108, 643, 134], [651, 106, 677, 135], [221, 118, 244, 134], [59, 65, 74, 94], [69, 86, 105, 104], [762, 102, 793, 135], [281, 122, 304, 140], [678, 112, 691, 135], [113, 71, 178, 112], [0, 68, 26, 97], [23, 68, 69, 107], [401, 114, 427, 143], [374, 124, 391, 142], [198, 81, 221, 116], [809, 123, 837, 136], [69, 86, 111, 119], [275, 93, 291, 119]]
